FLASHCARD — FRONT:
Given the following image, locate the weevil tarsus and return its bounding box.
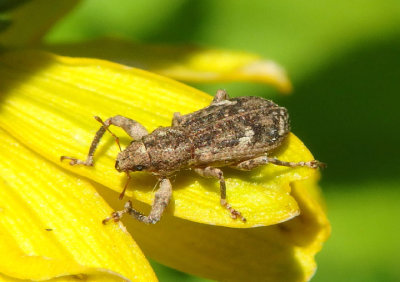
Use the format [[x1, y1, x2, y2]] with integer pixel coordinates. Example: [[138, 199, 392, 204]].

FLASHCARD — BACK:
[[103, 177, 172, 224], [194, 166, 246, 222]]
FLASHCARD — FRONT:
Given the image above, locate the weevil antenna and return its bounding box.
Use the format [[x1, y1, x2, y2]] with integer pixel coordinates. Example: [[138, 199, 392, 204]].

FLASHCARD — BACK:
[[119, 172, 131, 200]]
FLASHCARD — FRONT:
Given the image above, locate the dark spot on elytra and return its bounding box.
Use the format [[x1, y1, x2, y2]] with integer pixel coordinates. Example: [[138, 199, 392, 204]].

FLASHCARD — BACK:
[[217, 138, 240, 148]]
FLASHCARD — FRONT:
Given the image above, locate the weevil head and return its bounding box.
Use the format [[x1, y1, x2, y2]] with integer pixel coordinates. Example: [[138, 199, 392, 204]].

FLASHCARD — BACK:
[[115, 141, 151, 173]]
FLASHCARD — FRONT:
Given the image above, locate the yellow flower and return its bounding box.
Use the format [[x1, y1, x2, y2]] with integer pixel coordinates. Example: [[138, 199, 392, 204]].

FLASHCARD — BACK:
[[0, 1, 330, 280], [0, 50, 330, 281]]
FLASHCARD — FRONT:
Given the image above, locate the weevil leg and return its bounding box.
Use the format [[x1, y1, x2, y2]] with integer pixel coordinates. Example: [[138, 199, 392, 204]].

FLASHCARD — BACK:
[[230, 156, 267, 171], [61, 115, 148, 166], [172, 112, 183, 126], [212, 89, 229, 103], [266, 158, 326, 169], [232, 156, 325, 170], [194, 167, 246, 222], [103, 178, 172, 225]]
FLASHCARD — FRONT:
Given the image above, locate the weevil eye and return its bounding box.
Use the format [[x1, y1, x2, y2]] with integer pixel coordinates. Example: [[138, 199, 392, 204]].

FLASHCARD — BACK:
[[135, 165, 145, 171]]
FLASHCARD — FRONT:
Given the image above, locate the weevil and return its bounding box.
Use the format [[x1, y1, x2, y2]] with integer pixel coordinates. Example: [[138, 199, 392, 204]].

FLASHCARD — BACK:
[[61, 90, 324, 224]]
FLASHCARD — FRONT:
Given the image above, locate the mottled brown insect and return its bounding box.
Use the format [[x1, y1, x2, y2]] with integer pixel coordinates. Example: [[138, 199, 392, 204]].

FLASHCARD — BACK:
[[61, 90, 324, 224]]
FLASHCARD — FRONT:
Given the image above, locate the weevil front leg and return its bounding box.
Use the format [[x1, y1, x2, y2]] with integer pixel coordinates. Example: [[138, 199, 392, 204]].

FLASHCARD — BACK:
[[103, 178, 172, 224], [172, 112, 183, 126], [61, 115, 148, 166], [232, 156, 326, 171], [194, 167, 246, 222], [212, 89, 229, 103]]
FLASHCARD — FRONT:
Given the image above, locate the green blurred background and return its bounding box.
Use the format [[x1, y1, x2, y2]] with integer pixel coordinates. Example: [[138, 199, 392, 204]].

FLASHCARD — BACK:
[[44, 0, 400, 281]]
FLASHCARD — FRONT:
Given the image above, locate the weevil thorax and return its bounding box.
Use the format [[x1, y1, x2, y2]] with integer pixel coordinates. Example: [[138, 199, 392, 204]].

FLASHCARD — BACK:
[[115, 141, 151, 173]]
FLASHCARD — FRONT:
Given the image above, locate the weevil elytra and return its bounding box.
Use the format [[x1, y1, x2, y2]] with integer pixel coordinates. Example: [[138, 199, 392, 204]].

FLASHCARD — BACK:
[[61, 90, 324, 224]]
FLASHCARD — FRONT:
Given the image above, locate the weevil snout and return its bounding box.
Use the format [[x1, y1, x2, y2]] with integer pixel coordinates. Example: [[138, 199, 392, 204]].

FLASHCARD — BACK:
[[115, 141, 151, 173]]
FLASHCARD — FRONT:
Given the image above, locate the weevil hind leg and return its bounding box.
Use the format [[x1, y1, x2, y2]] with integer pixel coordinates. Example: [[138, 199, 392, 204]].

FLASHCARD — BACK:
[[61, 115, 149, 166], [230, 156, 269, 171], [103, 178, 172, 224], [267, 158, 326, 169], [194, 167, 246, 222], [231, 155, 325, 170]]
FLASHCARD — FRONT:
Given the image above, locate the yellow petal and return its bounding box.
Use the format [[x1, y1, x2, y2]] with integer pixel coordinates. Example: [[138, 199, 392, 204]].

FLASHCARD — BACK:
[[0, 0, 80, 46], [94, 175, 330, 281], [0, 50, 313, 228], [0, 129, 156, 281], [278, 174, 331, 280], [45, 38, 292, 93]]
